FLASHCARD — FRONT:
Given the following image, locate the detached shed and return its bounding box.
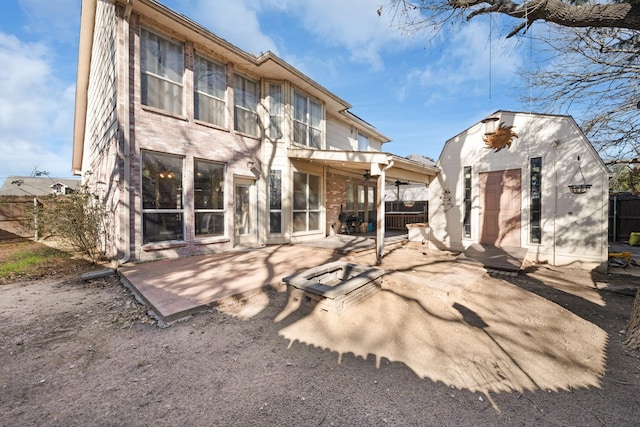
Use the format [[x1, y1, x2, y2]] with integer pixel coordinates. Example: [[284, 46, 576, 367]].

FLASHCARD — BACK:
[[429, 111, 609, 271]]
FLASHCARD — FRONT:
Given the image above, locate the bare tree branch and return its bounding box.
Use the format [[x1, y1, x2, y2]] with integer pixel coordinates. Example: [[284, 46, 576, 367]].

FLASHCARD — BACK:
[[384, 0, 640, 37]]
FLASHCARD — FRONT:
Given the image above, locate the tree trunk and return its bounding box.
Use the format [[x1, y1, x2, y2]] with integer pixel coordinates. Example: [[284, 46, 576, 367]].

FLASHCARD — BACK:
[[626, 291, 640, 353]]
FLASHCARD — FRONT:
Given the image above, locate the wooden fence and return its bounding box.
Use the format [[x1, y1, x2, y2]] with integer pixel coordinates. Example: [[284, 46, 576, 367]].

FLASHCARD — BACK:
[[609, 193, 640, 242], [0, 195, 38, 241], [383, 201, 428, 231]]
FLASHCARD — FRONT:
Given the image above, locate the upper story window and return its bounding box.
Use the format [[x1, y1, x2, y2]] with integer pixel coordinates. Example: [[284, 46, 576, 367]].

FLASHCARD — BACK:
[[268, 83, 283, 140], [357, 132, 369, 151], [140, 28, 184, 115], [293, 90, 322, 148], [194, 55, 226, 127], [234, 74, 259, 137]]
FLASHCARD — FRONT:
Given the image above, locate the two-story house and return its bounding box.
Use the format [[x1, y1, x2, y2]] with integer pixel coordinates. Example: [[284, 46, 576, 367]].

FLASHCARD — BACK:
[[72, 0, 438, 263]]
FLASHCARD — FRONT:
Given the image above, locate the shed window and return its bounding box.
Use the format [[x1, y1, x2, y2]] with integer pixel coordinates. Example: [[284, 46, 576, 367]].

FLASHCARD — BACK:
[[530, 157, 542, 243], [463, 166, 472, 238]]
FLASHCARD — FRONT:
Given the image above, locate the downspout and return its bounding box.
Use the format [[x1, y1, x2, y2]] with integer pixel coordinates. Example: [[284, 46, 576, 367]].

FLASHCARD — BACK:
[[376, 158, 394, 264], [552, 140, 558, 267], [119, 0, 135, 265]]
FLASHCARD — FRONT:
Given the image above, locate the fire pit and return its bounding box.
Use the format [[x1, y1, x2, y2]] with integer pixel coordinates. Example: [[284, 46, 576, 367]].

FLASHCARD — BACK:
[[282, 261, 384, 314]]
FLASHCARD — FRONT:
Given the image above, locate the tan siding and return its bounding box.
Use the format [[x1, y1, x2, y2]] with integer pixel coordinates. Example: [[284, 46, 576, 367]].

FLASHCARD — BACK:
[[84, 1, 118, 167], [326, 115, 355, 151], [83, 1, 122, 259]]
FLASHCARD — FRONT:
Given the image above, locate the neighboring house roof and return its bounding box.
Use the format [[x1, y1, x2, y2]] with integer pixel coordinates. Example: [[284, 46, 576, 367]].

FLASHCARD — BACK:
[[406, 154, 436, 167], [383, 155, 433, 202], [0, 176, 81, 196]]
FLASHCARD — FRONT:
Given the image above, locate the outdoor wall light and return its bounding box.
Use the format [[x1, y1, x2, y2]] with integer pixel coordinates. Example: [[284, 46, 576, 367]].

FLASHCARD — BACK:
[[481, 116, 499, 135], [247, 161, 255, 169]]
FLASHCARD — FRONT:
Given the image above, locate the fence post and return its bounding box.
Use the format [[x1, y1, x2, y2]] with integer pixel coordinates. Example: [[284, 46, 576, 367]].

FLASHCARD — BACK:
[[33, 197, 38, 241]]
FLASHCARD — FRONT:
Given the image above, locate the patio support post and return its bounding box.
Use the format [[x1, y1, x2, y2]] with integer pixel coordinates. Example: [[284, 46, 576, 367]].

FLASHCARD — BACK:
[[376, 170, 385, 264], [376, 158, 394, 264]]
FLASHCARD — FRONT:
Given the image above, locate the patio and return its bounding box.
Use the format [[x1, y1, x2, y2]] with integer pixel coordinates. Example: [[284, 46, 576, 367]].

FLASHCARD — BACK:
[[118, 233, 408, 325]]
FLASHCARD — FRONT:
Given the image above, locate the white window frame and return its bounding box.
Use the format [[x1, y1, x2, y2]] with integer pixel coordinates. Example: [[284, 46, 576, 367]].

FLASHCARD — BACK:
[[269, 169, 282, 234], [268, 83, 284, 140], [233, 73, 259, 137], [357, 132, 370, 151], [194, 159, 226, 238], [293, 172, 321, 233], [194, 54, 227, 127], [140, 28, 184, 115], [293, 90, 323, 149], [141, 151, 185, 244]]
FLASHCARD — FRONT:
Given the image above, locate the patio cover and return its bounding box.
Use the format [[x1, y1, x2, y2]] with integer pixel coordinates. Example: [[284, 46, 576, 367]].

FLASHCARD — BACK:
[[288, 149, 439, 262]]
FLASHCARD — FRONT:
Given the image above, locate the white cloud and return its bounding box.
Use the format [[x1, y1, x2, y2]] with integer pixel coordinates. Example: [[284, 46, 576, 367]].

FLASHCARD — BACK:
[[276, 0, 419, 70], [188, 1, 278, 55], [0, 32, 75, 178], [399, 21, 522, 104], [18, 0, 80, 43], [184, 0, 419, 70]]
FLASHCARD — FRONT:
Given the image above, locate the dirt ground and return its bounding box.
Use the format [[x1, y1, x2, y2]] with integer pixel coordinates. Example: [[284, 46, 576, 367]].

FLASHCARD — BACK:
[[1, 240, 640, 426]]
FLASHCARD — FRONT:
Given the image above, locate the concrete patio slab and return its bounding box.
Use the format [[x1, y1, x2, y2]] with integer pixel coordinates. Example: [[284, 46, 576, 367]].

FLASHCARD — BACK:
[[119, 245, 346, 325], [457, 243, 528, 271]]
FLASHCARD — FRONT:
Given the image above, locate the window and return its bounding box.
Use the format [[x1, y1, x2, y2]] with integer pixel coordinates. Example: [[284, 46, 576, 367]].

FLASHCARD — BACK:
[[293, 91, 322, 148], [293, 172, 320, 232], [530, 157, 542, 243], [140, 29, 184, 115], [357, 133, 369, 151], [234, 74, 259, 136], [463, 166, 472, 238], [269, 170, 282, 234], [194, 55, 226, 127], [194, 160, 225, 238], [141, 151, 184, 243], [346, 182, 355, 212], [268, 84, 283, 140]]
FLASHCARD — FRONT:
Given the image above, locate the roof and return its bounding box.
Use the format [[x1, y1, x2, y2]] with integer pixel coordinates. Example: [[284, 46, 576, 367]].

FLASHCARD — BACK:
[[437, 110, 607, 172], [0, 176, 81, 196], [406, 154, 436, 167], [287, 149, 439, 184]]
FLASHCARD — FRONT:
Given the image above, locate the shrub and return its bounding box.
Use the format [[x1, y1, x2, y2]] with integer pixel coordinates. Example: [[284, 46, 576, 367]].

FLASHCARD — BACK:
[[35, 182, 110, 264]]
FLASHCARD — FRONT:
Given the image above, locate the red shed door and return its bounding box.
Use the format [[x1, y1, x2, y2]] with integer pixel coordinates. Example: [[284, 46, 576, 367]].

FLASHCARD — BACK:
[[479, 169, 521, 247]]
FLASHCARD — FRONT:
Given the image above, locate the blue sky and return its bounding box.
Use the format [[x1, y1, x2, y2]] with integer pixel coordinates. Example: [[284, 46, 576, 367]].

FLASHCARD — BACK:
[[0, 0, 531, 185]]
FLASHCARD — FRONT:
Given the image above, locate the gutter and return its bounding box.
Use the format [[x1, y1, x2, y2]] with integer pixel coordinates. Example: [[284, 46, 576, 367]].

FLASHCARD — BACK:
[[119, 0, 135, 266], [71, 0, 98, 174]]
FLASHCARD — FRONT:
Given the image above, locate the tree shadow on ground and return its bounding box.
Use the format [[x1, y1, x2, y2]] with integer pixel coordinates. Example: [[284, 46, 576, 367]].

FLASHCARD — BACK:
[[274, 255, 608, 409]]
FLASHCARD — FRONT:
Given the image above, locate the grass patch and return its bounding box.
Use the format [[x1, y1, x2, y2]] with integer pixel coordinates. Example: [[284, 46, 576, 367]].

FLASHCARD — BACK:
[[0, 241, 73, 281]]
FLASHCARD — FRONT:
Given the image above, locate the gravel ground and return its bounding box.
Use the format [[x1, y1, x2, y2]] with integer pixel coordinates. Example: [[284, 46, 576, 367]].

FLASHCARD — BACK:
[[1, 241, 639, 426]]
